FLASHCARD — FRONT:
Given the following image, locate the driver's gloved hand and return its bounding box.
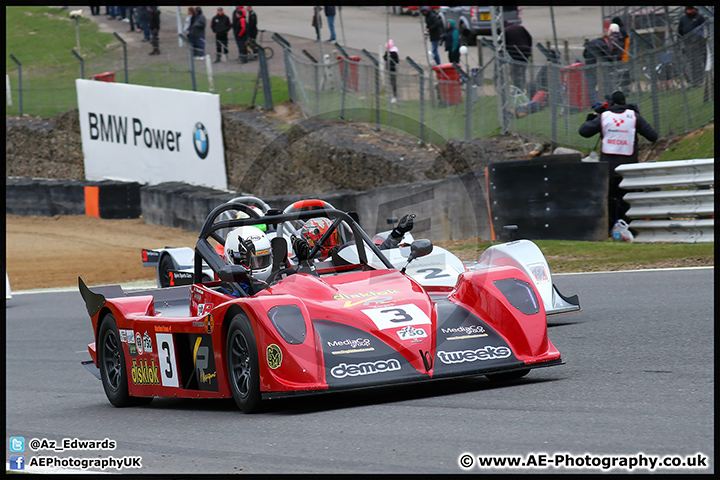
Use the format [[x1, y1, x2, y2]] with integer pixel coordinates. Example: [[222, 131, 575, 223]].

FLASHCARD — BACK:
[[233, 237, 256, 267], [391, 213, 415, 240], [291, 235, 312, 261]]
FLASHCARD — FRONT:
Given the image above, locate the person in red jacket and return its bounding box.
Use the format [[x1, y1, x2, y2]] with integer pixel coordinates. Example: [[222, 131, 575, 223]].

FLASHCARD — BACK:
[[232, 6, 248, 64]]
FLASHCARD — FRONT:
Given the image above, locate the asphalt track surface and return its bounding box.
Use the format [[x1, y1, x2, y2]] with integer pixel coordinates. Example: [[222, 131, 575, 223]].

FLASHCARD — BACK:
[[5, 267, 713, 474]]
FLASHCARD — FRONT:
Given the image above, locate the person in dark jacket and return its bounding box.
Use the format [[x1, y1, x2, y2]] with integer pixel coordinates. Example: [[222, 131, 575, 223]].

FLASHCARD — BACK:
[[383, 39, 400, 103], [148, 7, 160, 55], [441, 19, 460, 64], [324, 5, 336, 42], [188, 6, 206, 58], [136, 5, 151, 42], [246, 6, 258, 43], [232, 6, 248, 63], [579, 91, 659, 232], [211, 7, 231, 63], [611, 16, 629, 62], [421, 6, 443, 65], [678, 6, 707, 87], [583, 35, 612, 104], [504, 22, 532, 91]]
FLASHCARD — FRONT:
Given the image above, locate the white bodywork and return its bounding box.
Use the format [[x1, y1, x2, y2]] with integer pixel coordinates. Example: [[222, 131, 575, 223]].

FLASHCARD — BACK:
[[475, 239, 580, 316]]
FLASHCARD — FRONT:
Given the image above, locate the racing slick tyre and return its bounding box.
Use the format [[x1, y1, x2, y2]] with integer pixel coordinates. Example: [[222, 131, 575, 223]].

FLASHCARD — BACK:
[[226, 314, 263, 413], [158, 255, 174, 288], [485, 368, 531, 382], [98, 314, 153, 407]]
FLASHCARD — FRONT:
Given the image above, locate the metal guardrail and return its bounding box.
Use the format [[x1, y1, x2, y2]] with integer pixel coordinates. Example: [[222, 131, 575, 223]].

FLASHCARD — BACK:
[[617, 158, 714, 243]]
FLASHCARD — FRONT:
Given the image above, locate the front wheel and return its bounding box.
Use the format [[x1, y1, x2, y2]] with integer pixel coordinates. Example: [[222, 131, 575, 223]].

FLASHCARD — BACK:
[[226, 314, 262, 412], [98, 314, 153, 407]]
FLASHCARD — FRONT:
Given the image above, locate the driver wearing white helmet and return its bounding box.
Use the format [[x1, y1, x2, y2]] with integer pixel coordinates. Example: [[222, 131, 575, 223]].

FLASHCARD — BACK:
[[221, 225, 272, 296]]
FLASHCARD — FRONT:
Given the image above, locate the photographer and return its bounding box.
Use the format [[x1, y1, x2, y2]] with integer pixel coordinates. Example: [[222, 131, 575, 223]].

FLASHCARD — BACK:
[[579, 91, 658, 233]]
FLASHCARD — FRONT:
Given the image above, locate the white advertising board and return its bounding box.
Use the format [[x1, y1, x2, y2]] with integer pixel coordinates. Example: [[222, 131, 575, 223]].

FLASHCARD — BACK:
[[76, 79, 227, 190]]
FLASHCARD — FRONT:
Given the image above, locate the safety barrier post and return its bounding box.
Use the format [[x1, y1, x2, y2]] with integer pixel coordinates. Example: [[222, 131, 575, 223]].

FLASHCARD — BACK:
[[113, 32, 129, 83], [9, 54, 22, 116]]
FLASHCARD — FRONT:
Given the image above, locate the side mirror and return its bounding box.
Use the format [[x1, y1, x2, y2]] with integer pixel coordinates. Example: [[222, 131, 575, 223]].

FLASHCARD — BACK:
[[218, 264, 249, 283], [408, 239, 433, 262], [401, 239, 433, 274]]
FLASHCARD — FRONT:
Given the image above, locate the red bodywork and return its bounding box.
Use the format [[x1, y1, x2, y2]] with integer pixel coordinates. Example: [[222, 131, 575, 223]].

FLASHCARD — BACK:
[[86, 261, 561, 401]]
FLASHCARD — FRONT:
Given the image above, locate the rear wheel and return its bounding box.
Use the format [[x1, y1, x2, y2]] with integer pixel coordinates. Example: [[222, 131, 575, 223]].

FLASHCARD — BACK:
[[263, 46, 274, 60], [98, 314, 152, 407], [486, 368, 531, 382], [158, 255, 174, 288], [226, 314, 262, 412]]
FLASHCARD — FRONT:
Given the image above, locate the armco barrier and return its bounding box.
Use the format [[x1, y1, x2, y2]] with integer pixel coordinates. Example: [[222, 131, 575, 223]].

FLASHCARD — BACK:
[[617, 159, 714, 243], [486, 154, 608, 241], [6, 177, 141, 219]]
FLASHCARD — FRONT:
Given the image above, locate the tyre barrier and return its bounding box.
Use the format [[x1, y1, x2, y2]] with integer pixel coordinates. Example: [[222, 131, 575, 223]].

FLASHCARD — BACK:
[[486, 154, 609, 242], [6, 177, 141, 219]]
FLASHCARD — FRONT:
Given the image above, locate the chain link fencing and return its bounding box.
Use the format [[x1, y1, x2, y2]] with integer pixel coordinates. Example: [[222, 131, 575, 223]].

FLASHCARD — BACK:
[[6, 30, 277, 118], [282, 17, 713, 148]]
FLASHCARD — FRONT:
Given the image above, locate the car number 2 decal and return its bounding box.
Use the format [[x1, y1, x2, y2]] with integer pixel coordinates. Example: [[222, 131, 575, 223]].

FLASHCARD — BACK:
[[413, 267, 451, 280], [155, 333, 179, 387], [362, 304, 432, 331]]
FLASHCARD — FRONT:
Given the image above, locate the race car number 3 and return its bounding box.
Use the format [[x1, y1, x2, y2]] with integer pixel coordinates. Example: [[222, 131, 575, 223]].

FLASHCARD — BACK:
[[362, 304, 431, 331]]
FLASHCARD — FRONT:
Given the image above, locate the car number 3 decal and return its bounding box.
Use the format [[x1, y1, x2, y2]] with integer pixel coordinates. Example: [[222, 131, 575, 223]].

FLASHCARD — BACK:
[[362, 304, 432, 331], [155, 333, 179, 387]]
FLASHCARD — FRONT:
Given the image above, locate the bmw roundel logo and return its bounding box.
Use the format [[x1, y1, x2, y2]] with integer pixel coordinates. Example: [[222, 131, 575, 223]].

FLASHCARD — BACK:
[[193, 122, 209, 159]]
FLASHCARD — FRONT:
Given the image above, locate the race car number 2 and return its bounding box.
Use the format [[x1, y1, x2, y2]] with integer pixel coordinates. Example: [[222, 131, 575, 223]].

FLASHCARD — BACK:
[[362, 304, 431, 331]]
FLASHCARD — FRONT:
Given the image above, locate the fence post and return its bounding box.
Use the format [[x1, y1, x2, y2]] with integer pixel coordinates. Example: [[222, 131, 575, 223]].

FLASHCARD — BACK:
[[9, 54, 22, 116], [113, 32, 129, 83], [71, 48, 84, 79], [179, 34, 196, 91], [361, 49, 380, 129], [549, 62, 560, 149], [254, 39, 274, 111], [273, 33, 295, 102], [406, 56, 425, 142], [453, 63, 471, 140], [335, 43, 353, 121]]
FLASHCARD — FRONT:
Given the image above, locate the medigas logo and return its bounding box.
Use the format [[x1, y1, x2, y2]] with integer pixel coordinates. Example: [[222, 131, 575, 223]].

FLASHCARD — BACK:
[[193, 122, 209, 159]]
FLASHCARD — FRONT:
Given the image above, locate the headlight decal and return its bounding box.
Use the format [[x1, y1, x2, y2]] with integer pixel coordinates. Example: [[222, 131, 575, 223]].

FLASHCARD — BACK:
[[267, 305, 307, 345]]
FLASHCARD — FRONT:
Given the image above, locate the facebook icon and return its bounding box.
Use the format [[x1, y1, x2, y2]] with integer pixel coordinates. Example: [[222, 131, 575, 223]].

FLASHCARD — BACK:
[[9, 455, 25, 470]]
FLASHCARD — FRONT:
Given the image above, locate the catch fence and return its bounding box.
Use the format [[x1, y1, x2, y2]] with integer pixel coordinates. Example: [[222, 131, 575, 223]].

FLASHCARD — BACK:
[[281, 17, 714, 148]]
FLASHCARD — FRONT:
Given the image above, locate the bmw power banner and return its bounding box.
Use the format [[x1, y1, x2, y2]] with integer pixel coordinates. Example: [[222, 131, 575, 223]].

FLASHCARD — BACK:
[[76, 79, 226, 190]]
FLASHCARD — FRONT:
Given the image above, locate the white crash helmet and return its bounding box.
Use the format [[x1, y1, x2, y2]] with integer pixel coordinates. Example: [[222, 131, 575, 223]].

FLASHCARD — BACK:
[[224, 226, 272, 281]]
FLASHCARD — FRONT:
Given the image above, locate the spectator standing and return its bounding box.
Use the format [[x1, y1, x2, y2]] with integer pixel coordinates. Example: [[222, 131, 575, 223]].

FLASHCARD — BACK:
[[90, 4, 100, 16], [148, 7, 160, 55], [607, 23, 624, 62], [442, 19, 460, 64], [232, 6, 249, 63], [211, 7, 231, 63], [421, 6, 443, 66], [126, 6, 136, 32], [246, 6, 258, 43], [383, 39, 400, 103], [324, 6, 336, 42], [136, 5, 151, 42], [579, 91, 659, 232], [188, 6, 207, 58], [677, 6, 707, 87], [611, 16, 630, 62], [504, 22, 532, 91], [312, 6, 322, 42], [582, 35, 612, 103]]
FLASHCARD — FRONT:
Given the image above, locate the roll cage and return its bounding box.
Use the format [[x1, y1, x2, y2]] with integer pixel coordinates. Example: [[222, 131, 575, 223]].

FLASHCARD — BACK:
[[193, 202, 395, 290]]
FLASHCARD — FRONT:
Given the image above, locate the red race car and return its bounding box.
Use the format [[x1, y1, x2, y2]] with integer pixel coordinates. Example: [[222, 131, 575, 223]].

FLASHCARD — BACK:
[[80, 201, 563, 413]]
